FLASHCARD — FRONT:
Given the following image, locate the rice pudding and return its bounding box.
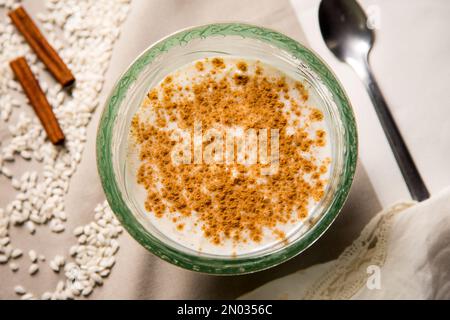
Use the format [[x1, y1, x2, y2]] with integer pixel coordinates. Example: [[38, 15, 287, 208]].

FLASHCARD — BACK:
[[127, 57, 332, 256]]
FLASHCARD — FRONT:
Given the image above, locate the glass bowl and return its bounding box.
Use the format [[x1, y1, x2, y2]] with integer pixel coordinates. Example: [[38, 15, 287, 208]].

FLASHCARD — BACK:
[[96, 23, 357, 275]]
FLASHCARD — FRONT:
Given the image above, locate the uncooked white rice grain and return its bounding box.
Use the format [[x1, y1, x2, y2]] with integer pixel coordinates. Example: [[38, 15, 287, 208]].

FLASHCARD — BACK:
[[41, 292, 52, 300], [28, 263, 39, 275], [28, 250, 37, 262], [0, 237, 10, 246], [0, 255, 8, 264], [11, 178, 21, 190], [14, 285, 26, 295], [11, 248, 22, 259], [2, 167, 12, 178], [25, 221, 36, 234], [21, 293, 34, 300], [9, 262, 19, 272], [49, 260, 60, 272], [81, 286, 93, 297]]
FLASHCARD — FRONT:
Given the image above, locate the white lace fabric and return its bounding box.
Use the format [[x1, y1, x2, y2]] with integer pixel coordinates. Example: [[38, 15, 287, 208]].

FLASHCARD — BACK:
[[241, 187, 450, 300], [304, 202, 414, 299]]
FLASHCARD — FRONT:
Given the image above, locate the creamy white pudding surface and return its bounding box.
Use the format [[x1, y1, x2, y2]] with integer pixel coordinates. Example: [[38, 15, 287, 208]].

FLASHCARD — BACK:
[[127, 57, 332, 256]]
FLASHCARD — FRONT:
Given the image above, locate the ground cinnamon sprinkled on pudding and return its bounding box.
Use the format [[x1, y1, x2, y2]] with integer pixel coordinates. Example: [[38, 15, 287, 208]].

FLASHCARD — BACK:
[[211, 57, 226, 69], [130, 57, 330, 248], [236, 60, 248, 72], [195, 61, 204, 72], [310, 108, 324, 122], [233, 73, 249, 86], [295, 81, 309, 101]]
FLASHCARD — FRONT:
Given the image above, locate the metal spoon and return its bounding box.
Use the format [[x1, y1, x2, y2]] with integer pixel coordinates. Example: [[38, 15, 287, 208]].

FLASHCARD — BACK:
[[318, 0, 429, 201]]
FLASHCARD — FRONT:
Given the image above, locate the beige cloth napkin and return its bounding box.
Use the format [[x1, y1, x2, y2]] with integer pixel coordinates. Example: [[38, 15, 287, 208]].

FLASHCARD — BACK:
[[241, 187, 450, 299], [82, 0, 385, 300]]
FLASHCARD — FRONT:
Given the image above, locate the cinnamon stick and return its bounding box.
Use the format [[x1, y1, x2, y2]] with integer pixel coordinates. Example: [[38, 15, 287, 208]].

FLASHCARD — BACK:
[[8, 6, 75, 87], [10, 57, 65, 145]]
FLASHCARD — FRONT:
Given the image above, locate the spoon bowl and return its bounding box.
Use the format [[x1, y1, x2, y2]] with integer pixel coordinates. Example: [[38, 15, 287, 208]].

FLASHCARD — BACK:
[[319, 0, 373, 63]]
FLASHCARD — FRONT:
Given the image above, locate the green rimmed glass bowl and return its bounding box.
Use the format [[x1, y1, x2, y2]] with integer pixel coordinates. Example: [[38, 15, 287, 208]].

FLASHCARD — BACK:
[[96, 23, 357, 275]]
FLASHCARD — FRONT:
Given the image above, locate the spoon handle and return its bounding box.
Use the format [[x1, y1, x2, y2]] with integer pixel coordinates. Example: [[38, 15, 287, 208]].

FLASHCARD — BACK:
[[358, 59, 429, 201]]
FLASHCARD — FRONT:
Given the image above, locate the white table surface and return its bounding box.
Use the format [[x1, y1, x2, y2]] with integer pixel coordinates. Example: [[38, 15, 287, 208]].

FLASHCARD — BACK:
[[291, 0, 450, 206]]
